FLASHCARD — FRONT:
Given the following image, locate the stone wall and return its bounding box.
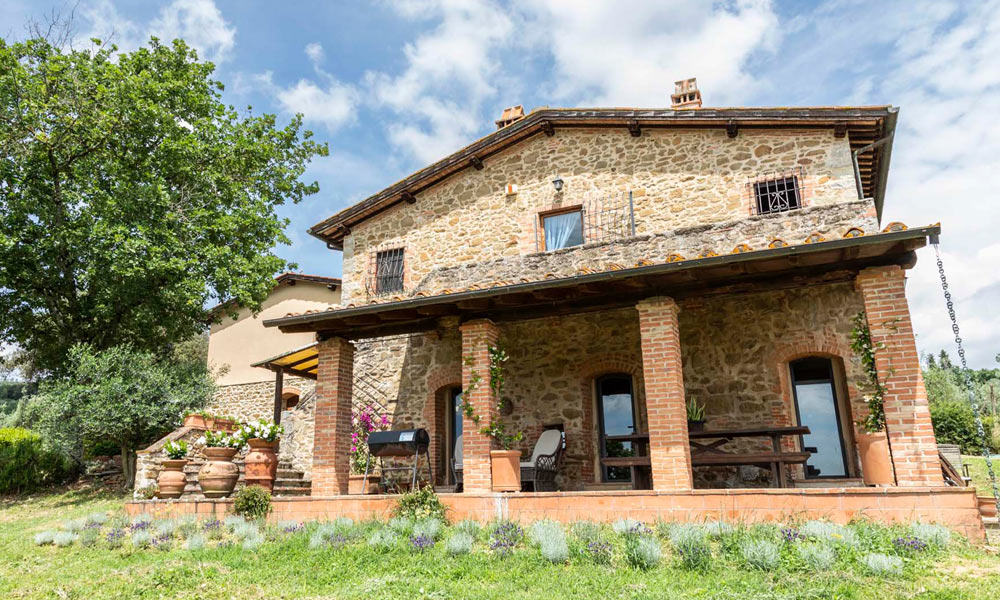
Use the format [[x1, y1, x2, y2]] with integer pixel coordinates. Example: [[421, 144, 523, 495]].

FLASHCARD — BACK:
[[340, 127, 873, 304], [208, 376, 315, 423]]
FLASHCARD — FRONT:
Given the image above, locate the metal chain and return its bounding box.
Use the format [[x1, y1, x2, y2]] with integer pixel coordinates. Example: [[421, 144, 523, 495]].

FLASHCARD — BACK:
[[934, 244, 999, 514]]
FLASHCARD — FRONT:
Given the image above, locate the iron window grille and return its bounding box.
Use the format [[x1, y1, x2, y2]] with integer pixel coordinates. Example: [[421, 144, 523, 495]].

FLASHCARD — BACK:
[[534, 191, 637, 252], [748, 168, 805, 216], [366, 247, 405, 296]]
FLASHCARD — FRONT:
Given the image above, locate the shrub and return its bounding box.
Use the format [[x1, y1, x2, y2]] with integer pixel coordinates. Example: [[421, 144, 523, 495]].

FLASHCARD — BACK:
[[740, 539, 780, 570], [185, 534, 206, 550], [134, 484, 158, 500], [612, 518, 641, 535], [413, 518, 444, 541], [584, 540, 613, 565], [232, 485, 272, 520], [63, 518, 87, 533], [797, 544, 835, 571], [625, 536, 662, 570], [862, 553, 903, 576], [487, 521, 524, 557], [930, 399, 996, 454], [105, 529, 125, 548], [153, 519, 177, 538], [163, 440, 188, 460], [241, 532, 265, 551], [223, 515, 246, 529], [540, 535, 569, 563], [368, 528, 398, 552], [232, 522, 260, 541], [445, 532, 474, 555], [393, 485, 447, 522], [410, 534, 435, 552], [53, 532, 77, 547], [909, 523, 951, 548], [388, 516, 414, 535], [132, 531, 153, 548], [570, 521, 601, 543], [528, 520, 563, 547], [86, 512, 109, 525], [80, 528, 100, 547], [703, 521, 735, 538], [454, 519, 481, 537], [0, 427, 76, 494], [34, 531, 56, 545], [669, 524, 711, 571]]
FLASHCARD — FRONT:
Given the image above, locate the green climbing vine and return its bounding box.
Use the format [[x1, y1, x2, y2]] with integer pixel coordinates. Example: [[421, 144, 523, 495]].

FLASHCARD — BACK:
[[459, 342, 523, 450], [850, 311, 886, 433]]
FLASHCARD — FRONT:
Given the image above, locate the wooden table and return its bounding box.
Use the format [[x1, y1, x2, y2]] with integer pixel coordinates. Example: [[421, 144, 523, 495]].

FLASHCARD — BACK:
[[600, 426, 811, 488], [689, 426, 810, 488]]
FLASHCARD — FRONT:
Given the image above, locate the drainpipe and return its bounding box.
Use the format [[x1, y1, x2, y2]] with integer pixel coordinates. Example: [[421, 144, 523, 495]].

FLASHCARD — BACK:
[[852, 132, 894, 200]]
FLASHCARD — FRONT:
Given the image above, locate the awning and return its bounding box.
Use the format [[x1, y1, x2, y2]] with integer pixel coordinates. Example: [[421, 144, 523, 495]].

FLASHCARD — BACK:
[[264, 225, 939, 341], [251, 342, 319, 380]]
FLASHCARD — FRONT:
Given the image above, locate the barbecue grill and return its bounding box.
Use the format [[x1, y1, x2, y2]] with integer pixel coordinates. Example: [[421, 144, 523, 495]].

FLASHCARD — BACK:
[[363, 428, 433, 491]]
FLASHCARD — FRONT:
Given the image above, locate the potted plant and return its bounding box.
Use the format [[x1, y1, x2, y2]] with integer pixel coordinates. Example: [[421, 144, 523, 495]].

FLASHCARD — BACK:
[[241, 419, 283, 491], [850, 312, 894, 486], [213, 414, 238, 432], [349, 407, 388, 494], [486, 423, 523, 492], [686, 397, 706, 433], [157, 440, 189, 499], [183, 411, 209, 429], [197, 430, 244, 498]]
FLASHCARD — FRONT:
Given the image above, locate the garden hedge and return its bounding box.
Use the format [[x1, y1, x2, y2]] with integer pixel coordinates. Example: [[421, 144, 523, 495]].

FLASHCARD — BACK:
[[0, 427, 75, 494]]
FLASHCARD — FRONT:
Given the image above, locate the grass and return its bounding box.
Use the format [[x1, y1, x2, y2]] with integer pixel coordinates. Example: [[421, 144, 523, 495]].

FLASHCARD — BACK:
[[2, 486, 1000, 599], [963, 454, 1000, 497]]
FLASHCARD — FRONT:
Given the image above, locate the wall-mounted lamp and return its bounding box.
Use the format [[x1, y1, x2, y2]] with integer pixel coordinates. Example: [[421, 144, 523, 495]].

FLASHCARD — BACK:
[[551, 177, 564, 192]]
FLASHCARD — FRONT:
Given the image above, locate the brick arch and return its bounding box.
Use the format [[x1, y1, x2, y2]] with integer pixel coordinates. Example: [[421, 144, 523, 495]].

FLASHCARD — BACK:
[[281, 386, 303, 409], [768, 332, 860, 475], [422, 364, 462, 484], [578, 353, 644, 484]]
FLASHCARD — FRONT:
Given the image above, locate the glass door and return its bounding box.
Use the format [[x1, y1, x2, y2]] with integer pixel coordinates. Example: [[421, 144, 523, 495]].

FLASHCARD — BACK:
[[596, 374, 636, 482], [447, 387, 463, 483], [790, 357, 849, 478]]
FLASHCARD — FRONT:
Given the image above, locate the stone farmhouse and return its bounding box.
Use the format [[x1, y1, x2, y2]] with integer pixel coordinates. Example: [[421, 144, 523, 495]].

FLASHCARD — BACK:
[[133, 81, 984, 536]]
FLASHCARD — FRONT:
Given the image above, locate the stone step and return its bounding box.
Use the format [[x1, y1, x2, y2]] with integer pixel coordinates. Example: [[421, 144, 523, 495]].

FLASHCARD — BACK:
[[277, 469, 304, 480], [273, 486, 311, 497], [274, 478, 310, 489]]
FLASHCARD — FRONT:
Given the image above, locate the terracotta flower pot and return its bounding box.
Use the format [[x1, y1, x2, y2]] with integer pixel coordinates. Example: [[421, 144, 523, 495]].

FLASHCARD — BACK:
[[856, 430, 894, 486], [244, 438, 279, 491], [198, 447, 240, 498], [157, 459, 188, 499], [491, 449, 522, 492], [214, 418, 237, 432], [183, 414, 208, 429], [348, 474, 380, 495], [978, 496, 998, 518]]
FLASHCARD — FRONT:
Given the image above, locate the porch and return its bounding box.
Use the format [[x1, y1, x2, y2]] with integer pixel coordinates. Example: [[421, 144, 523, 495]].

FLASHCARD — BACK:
[[259, 226, 944, 496]]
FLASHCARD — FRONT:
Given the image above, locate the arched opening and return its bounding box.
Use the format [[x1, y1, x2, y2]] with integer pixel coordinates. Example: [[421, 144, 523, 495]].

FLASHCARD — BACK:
[[595, 373, 638, 484], [282, 388, 301, 410], [789, 357, 850, 479]]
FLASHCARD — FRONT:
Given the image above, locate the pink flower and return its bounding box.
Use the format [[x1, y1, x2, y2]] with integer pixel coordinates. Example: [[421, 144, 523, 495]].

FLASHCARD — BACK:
[[381, 415, 389, 425], [350, 445, 357, 452]]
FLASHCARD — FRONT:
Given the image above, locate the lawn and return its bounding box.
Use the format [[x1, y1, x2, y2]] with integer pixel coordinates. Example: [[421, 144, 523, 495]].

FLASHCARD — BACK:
[[2, 486, 999, 600], [963, 455, 1000, 498]]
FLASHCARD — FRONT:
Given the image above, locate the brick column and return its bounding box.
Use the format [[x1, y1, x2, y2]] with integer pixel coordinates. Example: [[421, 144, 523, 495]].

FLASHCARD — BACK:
[[636, 297, 693, 491], [312, 336, 355, 495], [855, 266, 942, 486], [459, 319, 500, 493]]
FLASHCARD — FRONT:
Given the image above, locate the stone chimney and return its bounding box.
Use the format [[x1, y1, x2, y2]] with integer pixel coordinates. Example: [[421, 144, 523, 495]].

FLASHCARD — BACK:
[[671, 78, 702, 109], [495, 105, 525, 129]]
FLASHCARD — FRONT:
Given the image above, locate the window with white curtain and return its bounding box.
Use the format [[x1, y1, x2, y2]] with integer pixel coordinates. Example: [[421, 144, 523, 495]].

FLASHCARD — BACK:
[[541, 208, 584, 251]]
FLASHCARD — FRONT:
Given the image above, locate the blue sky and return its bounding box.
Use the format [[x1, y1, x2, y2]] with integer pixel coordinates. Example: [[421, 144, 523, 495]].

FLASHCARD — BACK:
[[3, 0, 999, 368]]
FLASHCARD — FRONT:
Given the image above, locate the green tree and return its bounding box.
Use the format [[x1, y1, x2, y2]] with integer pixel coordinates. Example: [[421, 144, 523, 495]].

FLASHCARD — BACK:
[[22, 343, 214, 487], [0, 36, 327, 374]]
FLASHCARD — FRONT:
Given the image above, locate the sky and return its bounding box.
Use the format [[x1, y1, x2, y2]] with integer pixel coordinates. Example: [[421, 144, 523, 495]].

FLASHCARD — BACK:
[[2, 0, 999, 369]]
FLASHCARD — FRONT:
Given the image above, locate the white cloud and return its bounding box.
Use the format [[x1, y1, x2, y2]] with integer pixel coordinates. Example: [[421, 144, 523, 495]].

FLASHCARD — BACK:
[[365, 0, 515, 163], [81, 0, 236, 63], [305, 42, 325, 66], [276, 78, 357, 132], [520, 0, 780, 106]]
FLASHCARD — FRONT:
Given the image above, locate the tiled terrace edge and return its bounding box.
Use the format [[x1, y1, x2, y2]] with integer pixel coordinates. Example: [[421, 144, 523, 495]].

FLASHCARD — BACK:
[[126, 487, 984, 541]]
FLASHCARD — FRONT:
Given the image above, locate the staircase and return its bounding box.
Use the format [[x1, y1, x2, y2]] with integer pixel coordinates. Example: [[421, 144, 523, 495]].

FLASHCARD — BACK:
[[180, 456, 311, 498]]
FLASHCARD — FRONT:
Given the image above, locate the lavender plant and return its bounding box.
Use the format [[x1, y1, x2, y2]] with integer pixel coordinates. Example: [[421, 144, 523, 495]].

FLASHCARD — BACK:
[[797, 543, 836, 571], [53, 532, 77, 547], [625, 536, 662, 570], [105, 529, 125, 549], [445, 532, 474, 555], [185, 534, 207, 550], [413, 519, 444, 541], [410, 534, 435, 552], [487, 521, 524, 558], [909, 523, 950, 548], [368, 528, 398, 552], [862, 553, 903, 576], [739, 539, 780, 570], [33, 531, 56, 545], [584, 540, 613, 565]]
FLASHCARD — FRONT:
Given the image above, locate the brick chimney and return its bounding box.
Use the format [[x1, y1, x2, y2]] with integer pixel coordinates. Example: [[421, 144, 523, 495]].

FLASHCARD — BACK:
[[671, 78, 702, 109], [495, 105, 525, 129]]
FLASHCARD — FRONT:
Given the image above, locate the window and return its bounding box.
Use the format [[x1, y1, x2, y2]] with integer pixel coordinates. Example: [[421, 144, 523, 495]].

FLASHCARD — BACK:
[[790, 357, 849, 478], [370, 247, 404, 295], [540, 207, 584, 250], [752, 173, 802, 215], [596, 374, 637, 483]]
